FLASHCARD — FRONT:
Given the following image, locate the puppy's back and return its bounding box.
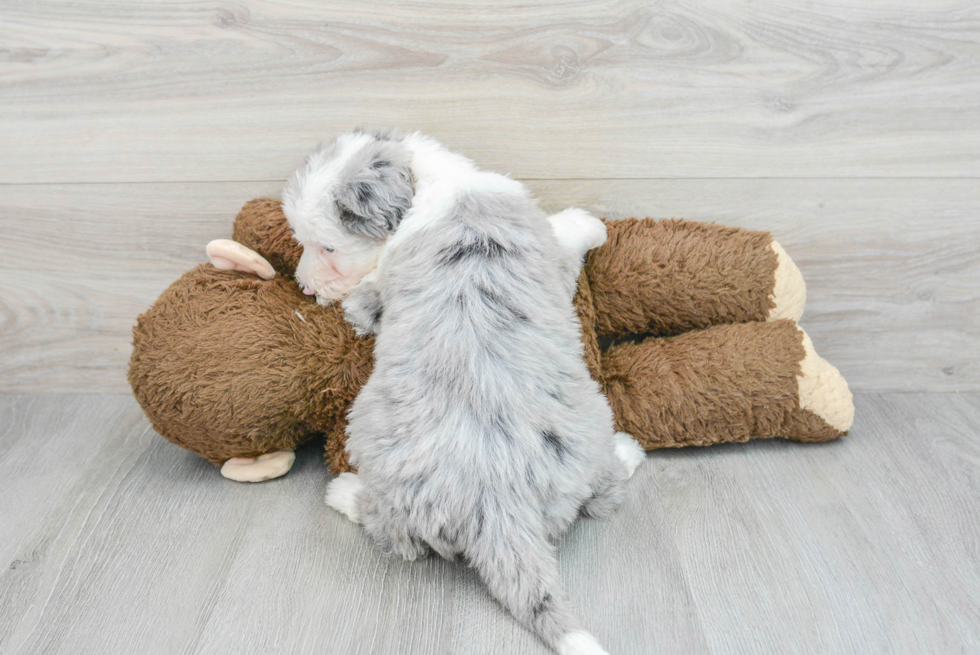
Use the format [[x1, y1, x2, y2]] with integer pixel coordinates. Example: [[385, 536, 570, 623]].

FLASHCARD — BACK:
[[349, 188, 615, 533], [346, 185, 622, 655]]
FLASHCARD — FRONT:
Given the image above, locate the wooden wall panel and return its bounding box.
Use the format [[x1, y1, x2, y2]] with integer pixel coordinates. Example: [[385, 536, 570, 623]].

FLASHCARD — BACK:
[[2, 179, 975, 393], [1, 0, 978, 182]]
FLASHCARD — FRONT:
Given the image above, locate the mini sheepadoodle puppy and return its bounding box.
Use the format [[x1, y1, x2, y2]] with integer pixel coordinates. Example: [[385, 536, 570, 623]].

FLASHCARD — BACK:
[[282, 129, 645, 655]]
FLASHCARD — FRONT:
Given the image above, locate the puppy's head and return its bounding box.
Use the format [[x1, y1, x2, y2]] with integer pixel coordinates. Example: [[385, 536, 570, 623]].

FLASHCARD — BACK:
[[282, 130, 414, 302]]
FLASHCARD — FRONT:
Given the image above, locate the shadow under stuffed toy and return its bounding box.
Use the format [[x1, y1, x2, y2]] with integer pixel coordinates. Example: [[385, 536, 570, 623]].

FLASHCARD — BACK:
[[128, 199, 853, 482]]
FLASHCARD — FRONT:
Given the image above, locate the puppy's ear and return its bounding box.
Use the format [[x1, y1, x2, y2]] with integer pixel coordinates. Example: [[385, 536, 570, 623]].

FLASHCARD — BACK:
[[335, 140, 414, 239]]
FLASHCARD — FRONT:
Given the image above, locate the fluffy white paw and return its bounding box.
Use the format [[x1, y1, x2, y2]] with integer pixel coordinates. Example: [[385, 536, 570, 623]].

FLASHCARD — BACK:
[[614, 431, 645, 479], [549, 208, 607, 259], [220, 450, 295, 482], [797, 327, 855, 432], [768, 240, 806, 322], [325, 472, 363, 524], [557, 631, 609, 655]]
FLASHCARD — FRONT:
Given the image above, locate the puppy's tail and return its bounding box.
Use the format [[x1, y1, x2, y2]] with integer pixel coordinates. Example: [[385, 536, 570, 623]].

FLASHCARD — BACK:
[[467, 513, 610, 655]]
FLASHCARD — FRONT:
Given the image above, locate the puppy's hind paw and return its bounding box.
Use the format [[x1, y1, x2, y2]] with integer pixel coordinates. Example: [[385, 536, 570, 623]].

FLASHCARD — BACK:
[[325, 472, 363, 524], [614, 431, 645, 479]]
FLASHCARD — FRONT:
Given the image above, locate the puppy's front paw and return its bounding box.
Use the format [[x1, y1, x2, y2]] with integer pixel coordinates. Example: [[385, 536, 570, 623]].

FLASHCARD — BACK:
[[341, 280, 383, 336], [325, 472, 363, 524], [549, 208, 607, 258]]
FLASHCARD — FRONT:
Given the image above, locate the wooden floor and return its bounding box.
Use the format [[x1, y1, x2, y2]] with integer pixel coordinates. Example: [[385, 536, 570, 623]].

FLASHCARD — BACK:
[[2, 2, 979, 654], [1, 392, 978, 654]]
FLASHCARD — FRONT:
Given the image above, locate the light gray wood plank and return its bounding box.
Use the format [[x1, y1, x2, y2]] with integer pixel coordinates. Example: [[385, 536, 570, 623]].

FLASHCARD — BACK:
[[1, 0, 978, 183], [653, 392, 980, 655], [2, 179, 976, 393], [0, 181, 282, 394], [3, 393, 980, 654], [0, 394, 709, 655]]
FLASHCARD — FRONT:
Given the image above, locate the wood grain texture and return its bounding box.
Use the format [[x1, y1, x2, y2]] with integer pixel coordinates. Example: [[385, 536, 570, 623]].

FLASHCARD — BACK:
[[0, 394, 709, 655], [654, 392, 980, 655], [1, 393, 978, 654], [2, 179, 976, 393], [1, 0, 978, 182]]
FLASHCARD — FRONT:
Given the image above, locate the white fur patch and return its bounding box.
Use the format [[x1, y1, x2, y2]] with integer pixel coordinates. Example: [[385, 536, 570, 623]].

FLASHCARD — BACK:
[[614, 431, 645, 478], [557, 631, 609, 655], [283, 131, 387, 302], [548, 208, 607, 259], [325, 472, 364, 524], [379, 132, 527, 263]]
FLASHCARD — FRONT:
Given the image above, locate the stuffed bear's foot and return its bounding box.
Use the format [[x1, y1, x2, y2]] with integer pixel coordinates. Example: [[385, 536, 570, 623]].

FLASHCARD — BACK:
[[557, 631, 610, 655], [220, 450, 296, 482], [768, 240, 806, 322], [796, 327, 854, 433]]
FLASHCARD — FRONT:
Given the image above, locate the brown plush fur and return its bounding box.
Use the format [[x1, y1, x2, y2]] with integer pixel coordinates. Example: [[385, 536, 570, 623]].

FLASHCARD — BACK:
[[129, 266, 373, 468], [602, 320, 840, 448], [587, 218, 777, 337], [129, 199, 847, 474]]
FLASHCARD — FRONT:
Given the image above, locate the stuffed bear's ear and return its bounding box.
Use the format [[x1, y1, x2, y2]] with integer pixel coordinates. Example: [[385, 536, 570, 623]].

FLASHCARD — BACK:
[[334, 139, 414, 239]]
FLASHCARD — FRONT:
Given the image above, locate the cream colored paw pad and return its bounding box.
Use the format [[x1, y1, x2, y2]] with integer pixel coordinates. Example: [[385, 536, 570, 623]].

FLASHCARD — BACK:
[[769, 240, 806, 322], [797, 328, 855, 432], [220, 450, 296, 482]]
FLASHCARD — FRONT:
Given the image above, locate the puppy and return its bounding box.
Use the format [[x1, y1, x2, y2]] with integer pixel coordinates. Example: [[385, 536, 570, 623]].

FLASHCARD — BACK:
[[283, 130, 645, 655]]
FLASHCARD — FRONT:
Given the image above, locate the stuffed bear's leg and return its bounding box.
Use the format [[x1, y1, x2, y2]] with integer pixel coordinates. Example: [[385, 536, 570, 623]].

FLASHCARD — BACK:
[[587, 218, 805, 338], [601, 319, 853, 448]]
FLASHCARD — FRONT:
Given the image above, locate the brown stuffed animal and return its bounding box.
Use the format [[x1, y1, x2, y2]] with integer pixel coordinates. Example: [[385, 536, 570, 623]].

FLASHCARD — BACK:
[[129, 199, 853, 482]]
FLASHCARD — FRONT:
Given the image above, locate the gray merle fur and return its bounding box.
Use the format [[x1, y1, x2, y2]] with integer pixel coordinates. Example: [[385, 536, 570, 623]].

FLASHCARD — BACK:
[[334, 139, 415, 239], [342, 181, 629, 652]]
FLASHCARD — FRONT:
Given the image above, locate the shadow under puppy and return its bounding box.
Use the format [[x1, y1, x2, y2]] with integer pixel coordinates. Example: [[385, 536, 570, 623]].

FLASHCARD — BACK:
[[283, 130, 642, 655]]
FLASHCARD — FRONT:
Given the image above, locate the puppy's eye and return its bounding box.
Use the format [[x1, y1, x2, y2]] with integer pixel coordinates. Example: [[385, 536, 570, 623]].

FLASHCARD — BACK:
[[321, 246, 335, 254]]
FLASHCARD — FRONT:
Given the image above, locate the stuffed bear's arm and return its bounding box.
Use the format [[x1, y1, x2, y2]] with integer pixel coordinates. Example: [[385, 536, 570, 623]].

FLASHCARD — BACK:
[[341, 271, 383, 336], [587, 218, 806, 339], [206, 239, 276, 280]]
